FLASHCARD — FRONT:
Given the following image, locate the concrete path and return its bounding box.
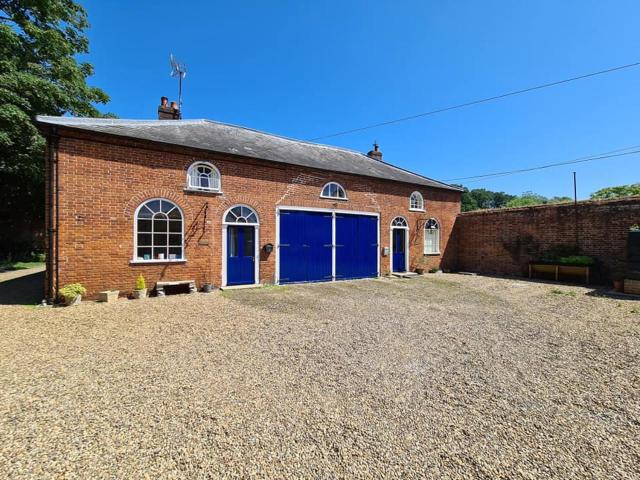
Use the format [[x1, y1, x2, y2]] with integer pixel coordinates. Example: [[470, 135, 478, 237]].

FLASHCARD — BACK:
[[0, 266, 45, 305]]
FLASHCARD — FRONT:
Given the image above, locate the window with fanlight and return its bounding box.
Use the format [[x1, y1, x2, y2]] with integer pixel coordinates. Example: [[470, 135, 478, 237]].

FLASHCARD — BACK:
[[424, 218, 440, 254], [410, 191, 424, 211], [320, 182, 347, 200], [186, 162, 221, 191], [134, 199, 184, 261]]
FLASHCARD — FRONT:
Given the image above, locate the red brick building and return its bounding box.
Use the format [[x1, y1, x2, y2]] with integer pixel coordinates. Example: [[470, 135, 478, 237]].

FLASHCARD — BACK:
[[37, 114, 461, 299]]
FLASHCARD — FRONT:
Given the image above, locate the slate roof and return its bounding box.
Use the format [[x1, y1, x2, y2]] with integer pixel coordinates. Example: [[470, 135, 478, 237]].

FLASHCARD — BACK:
[[36, 116, 461, 191]]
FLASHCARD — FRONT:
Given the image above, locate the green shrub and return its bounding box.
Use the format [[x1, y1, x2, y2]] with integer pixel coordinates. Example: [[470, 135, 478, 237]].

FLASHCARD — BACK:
[[557, 255, 594, 266], [135, 274, 146, 290], [58, 283, 87, 302]]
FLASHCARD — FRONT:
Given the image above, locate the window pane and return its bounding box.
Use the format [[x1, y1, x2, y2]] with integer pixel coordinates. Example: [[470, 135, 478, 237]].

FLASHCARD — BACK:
[[160, 200, 174, 213], [168, 208, 181, 220], [137, 247, 151, 260], [243, 228, 254, 254], [322, 185, 330, 196], [146, 200, 161, 213], [229, 228, 238, 256], [138, 219, 152, 232], [153, 247, 168, 259], [154, 233, 168, 246], [168, 220, 181, 232], [153, 218, 168, 232], [137, 233, 152, 246], [246, 213, 257, 224], [168, 247, 182, 260], [138, 206, 153, 218], [169, 234, 182, 246], [201, 175, 210, 188]]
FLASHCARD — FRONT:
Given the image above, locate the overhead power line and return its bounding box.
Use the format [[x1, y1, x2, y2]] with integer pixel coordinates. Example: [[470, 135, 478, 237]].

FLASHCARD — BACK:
[[307, 61, 640, 142], [445, 145, 640, 184]]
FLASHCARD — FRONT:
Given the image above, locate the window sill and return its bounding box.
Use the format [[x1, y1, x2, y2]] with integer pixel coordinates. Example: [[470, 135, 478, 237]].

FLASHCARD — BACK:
[[130, 259, 187, 265], [320, 196, 349, 201], [183, 188, 223, 195], [409, 208, 426, 212], [423, 252, 441, 256]]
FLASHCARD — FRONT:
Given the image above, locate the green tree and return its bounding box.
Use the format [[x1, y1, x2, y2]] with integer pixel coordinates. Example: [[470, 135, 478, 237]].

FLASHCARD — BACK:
[[456, 185, 516, 212], [0, 0, 110, 258], [505, 191, 548, 208], [590, 183, 640, 200]]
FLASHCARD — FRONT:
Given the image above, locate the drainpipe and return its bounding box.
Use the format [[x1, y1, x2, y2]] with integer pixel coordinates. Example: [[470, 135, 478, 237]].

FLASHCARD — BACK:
[[46, 126, 59, 303]]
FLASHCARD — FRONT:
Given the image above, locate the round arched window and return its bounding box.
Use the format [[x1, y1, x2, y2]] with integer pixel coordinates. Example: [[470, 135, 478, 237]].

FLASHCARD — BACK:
[[186, 162, 221, 191], [135, 199, 183, 261]]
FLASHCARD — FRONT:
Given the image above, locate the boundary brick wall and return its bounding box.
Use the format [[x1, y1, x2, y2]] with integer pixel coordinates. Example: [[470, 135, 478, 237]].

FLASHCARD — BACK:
[[453, 198, 640, 283], [47, 129, 461, 297]]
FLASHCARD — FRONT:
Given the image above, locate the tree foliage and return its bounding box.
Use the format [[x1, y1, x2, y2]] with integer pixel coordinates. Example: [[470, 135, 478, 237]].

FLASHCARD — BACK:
[[459, 187, 572, 212], [590, 183, 640, 200], [0, 0, 110, 258]]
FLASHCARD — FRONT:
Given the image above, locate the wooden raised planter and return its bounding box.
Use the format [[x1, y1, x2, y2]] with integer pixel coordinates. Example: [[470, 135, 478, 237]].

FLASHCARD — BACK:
[[529, 262, 591, 284]]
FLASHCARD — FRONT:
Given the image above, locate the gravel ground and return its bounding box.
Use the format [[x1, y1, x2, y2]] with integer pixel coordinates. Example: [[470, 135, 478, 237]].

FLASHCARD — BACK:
[[1, 275, 639, 479]]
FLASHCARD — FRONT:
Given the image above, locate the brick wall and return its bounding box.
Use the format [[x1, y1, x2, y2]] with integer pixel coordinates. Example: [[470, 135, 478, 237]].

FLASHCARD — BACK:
[[48, 130, 461, 297], [453, 198, 640, 283]]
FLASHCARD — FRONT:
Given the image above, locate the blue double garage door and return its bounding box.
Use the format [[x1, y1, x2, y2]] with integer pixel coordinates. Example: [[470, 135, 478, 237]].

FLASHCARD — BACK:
[[279, 210, 378, 284]]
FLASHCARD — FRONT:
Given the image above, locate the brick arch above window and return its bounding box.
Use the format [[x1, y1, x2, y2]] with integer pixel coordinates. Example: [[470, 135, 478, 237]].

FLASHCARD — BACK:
[[124, 189, 192, 219]]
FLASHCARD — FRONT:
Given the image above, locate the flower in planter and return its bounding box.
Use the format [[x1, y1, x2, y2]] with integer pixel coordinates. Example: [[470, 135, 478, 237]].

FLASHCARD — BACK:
[[58, 283, 87, 305]]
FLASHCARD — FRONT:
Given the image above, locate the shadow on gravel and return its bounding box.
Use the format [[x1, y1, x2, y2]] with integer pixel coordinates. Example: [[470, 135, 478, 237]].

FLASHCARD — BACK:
[[585, 288, 640, 301], [0, 270, 44, 305]]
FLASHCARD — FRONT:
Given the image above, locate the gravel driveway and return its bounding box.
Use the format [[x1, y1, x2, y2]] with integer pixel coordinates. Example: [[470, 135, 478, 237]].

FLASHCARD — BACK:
[[1, 275, 639, 479]]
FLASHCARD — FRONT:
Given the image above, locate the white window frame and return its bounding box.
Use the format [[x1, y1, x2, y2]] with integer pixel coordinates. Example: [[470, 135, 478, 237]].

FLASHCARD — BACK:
[[320, 182, 348, 201], [186, 161, 222, 192], [221, 204, 260, 287], [409, 191, 425, 211], [424, 218, 441, 255], [132, 198, 185, 264]]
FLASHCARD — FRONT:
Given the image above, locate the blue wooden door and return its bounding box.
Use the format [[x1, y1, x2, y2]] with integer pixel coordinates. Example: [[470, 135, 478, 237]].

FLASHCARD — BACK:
[[392, 228, 406, 272], [227, 226, 255, 285], [336, 214, 378, 280], [279, 211, 332, 283]]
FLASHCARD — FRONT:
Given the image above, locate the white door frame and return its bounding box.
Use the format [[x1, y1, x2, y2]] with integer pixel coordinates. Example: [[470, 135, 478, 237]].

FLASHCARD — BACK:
[[222, 205, 260, 287], [390, 217, 410, 273], [275, 205, 380, 285]]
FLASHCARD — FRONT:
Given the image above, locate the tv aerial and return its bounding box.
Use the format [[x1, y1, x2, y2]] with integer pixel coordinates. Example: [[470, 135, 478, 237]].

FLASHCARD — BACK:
[[169, 53, 187, 113]]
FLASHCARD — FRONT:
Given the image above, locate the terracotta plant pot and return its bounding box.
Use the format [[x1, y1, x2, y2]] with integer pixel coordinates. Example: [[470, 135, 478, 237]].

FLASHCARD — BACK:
[[415, 268, 425, 275], [132, 288, 147, 299]]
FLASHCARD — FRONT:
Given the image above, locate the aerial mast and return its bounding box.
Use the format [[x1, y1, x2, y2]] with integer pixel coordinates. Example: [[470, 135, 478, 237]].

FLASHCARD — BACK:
[[169, 54, 187, 116]]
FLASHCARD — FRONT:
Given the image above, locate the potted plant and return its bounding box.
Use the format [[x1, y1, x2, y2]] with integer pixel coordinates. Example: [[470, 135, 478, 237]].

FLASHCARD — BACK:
[[58, 283, 87, 306], [133, 274, 147, 299]]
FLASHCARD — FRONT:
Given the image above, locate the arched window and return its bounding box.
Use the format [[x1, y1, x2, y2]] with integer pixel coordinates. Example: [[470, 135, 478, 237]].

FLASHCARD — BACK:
[[424, 218, 440, 254], [320, 182, 347, 200], [135, 199, 183, 261], [410, 191, 424, 211], [224, 205, 259, 224], [391, 216, 408, 228], [186, 162, 221, 191]]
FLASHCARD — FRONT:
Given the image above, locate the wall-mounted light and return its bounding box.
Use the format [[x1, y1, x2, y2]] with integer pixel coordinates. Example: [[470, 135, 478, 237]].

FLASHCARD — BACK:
[[264, 243, 274, 254]]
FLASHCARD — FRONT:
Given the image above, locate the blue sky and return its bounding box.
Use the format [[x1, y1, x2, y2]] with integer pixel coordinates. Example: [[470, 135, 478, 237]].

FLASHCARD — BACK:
[[80, 0, 640, 199]]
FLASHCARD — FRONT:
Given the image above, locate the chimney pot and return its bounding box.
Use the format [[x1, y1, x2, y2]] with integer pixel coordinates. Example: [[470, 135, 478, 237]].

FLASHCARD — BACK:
[[158, 97, 181, 120], [367, 142, 383, 161]]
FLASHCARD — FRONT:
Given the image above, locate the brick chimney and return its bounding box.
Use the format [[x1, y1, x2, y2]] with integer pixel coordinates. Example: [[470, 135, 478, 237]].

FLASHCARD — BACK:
[[367, 142, 383, 161], [157, 96, 180, 120]]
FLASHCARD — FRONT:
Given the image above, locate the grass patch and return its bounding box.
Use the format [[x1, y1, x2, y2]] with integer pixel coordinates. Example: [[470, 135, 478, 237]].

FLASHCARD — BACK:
[[0, 261, 44, 272], [550, 288, 577, 297]]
